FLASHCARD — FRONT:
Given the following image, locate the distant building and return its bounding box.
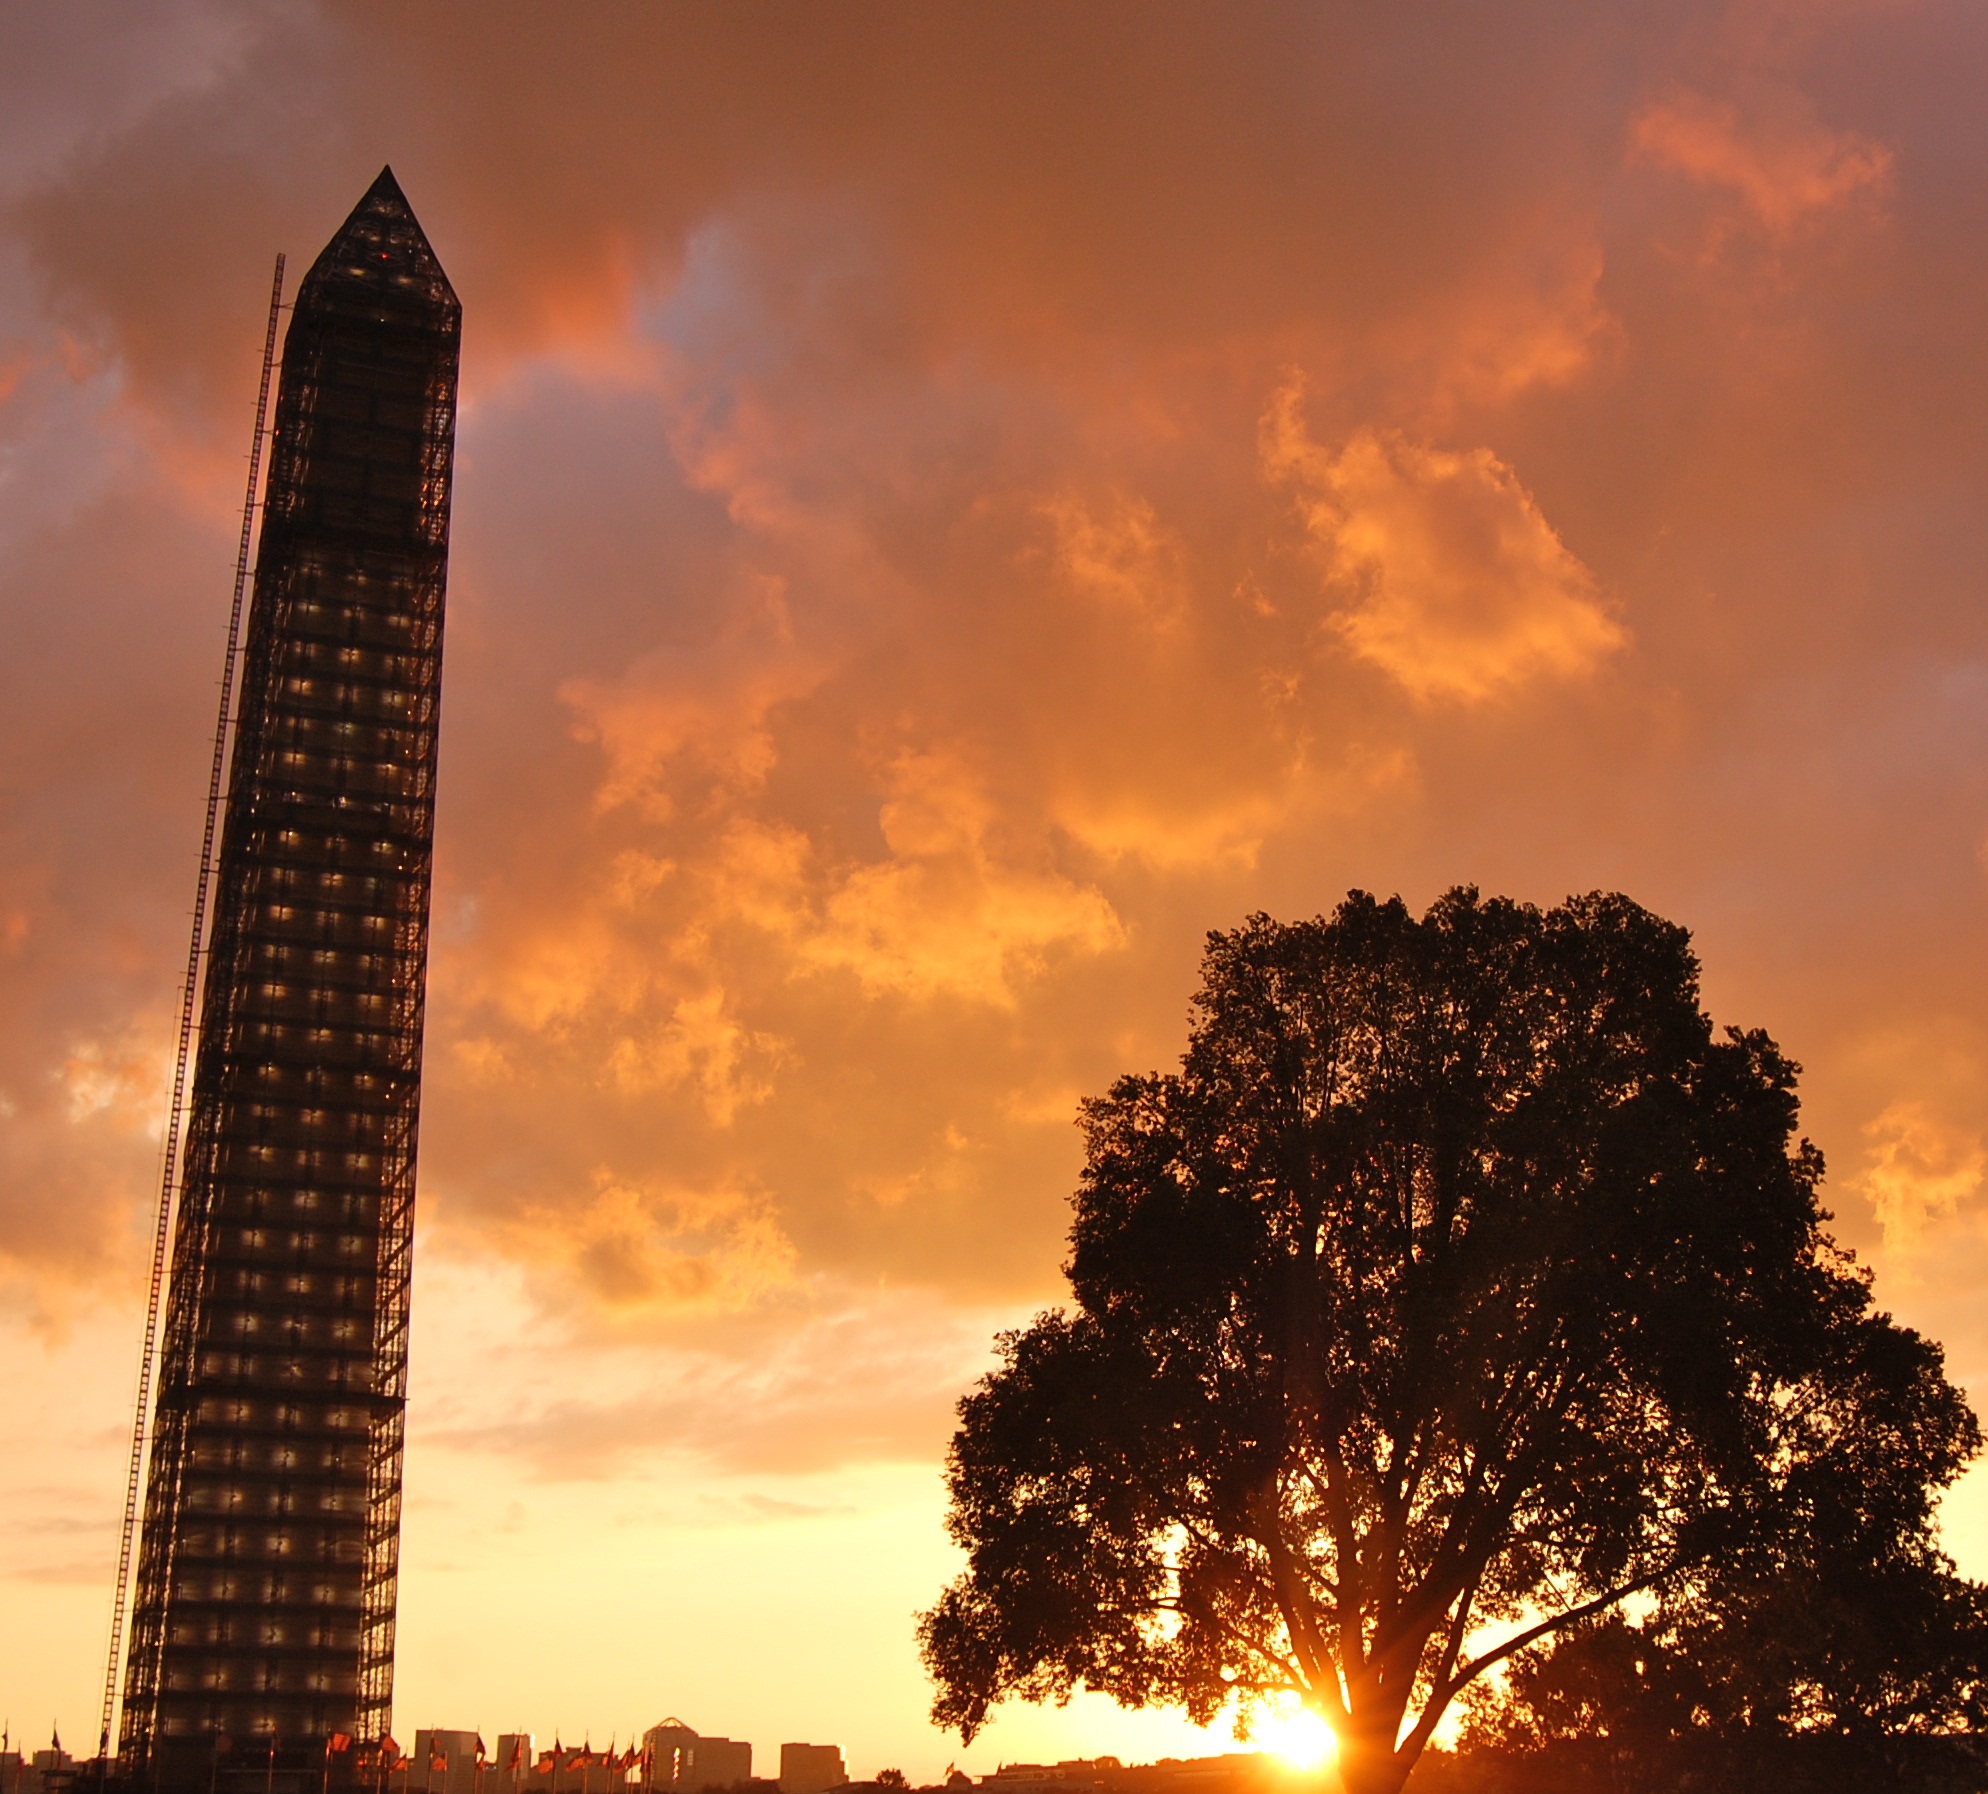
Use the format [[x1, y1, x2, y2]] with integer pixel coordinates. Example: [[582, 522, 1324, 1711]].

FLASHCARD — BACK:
[[641, 1724, 696, 1791], [383, 1731, 557, 1794], [23, 1742, 75, 1794], [551, 1745, 641, 1794], [682, 1739, 750, 1790], [642, 1722, 751, 1791], [980, 1758, 1286, 1794], [2, 1741, 78, 1794], [687, 1742, 747, 1794], [778, 1745, 846, 1794], [405, 1730, 485, 1794], [489, 1735, 537, 1794], [977, 1764, 1105, 1794]]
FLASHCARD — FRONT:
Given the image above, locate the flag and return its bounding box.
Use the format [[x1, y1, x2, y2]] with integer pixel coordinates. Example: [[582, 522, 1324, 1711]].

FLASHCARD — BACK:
[[383, 1740, 402, 1767], [433, 1750, 451, 1773], [329, 1735, 354, 1755], [535, 1755, 555, 1777], [508, 1744, 524, 1773], [475, 1741, 488, 1765]]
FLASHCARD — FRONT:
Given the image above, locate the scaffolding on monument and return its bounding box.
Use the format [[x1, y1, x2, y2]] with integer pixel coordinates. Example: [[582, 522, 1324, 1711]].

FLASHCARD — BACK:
[[113, 171, 460, 1783], [98, 251, 288, 1770]]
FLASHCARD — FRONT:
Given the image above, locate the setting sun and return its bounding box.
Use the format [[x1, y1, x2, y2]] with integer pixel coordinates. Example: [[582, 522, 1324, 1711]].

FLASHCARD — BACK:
[[1251, 1710, 1338, 1774]]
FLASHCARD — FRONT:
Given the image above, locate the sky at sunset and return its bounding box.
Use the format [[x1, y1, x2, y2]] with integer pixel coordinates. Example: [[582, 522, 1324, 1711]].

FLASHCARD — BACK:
[[7, 1, 1988, 1779]]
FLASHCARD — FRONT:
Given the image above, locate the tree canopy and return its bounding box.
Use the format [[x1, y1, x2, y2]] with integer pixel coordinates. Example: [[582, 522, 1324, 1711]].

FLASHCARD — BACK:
[[919, 891, 1980, 1794], [1456, 1441, 1988, 1790]]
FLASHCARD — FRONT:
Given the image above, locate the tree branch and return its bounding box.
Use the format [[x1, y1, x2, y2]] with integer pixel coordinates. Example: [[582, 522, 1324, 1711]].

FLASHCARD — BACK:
[[1254, 1475, 1351, 1728], [1437, 1560, 1681, 1707]]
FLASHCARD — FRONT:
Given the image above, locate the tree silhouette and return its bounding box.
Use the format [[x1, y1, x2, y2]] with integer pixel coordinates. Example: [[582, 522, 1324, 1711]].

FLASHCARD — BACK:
[[919, 892, 1979, 1794], [1458, 1478, 1988, 1788]]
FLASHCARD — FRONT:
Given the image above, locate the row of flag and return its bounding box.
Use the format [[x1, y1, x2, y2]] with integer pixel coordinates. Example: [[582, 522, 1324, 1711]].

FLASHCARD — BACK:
[[327, 1737, 655, 1777]]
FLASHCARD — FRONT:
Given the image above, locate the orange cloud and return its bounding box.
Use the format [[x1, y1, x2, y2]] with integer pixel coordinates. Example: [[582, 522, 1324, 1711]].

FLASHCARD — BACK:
[[419, 1276, 1012, 1477], [1857, 1100, 1986, 1255], [1378, 235, 1617, 423], [59, 1015, 169, 1132], [802, 749, 1127, 1007], [1037, 490, 1189, 629], [561, 577, 826, 820], [523, 1168, 797, 1317], [1262, 384, 1624, 703], [1631, 90, 1893, 235], [605, 987, 784, 1127]]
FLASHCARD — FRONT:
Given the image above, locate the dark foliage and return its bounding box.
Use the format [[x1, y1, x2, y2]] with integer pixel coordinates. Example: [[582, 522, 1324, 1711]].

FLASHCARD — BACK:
[[1459, 1543, 1988, 1789], [919, 891, 1981, 1794]]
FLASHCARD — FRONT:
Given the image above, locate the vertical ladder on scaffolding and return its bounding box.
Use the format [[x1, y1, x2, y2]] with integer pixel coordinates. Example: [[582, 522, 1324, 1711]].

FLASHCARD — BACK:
[[96, 251, 287, 1767]]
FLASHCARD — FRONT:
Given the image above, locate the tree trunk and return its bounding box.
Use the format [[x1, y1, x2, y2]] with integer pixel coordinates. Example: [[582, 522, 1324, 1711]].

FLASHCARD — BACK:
[[1333, 1736, 1413, 1794]]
